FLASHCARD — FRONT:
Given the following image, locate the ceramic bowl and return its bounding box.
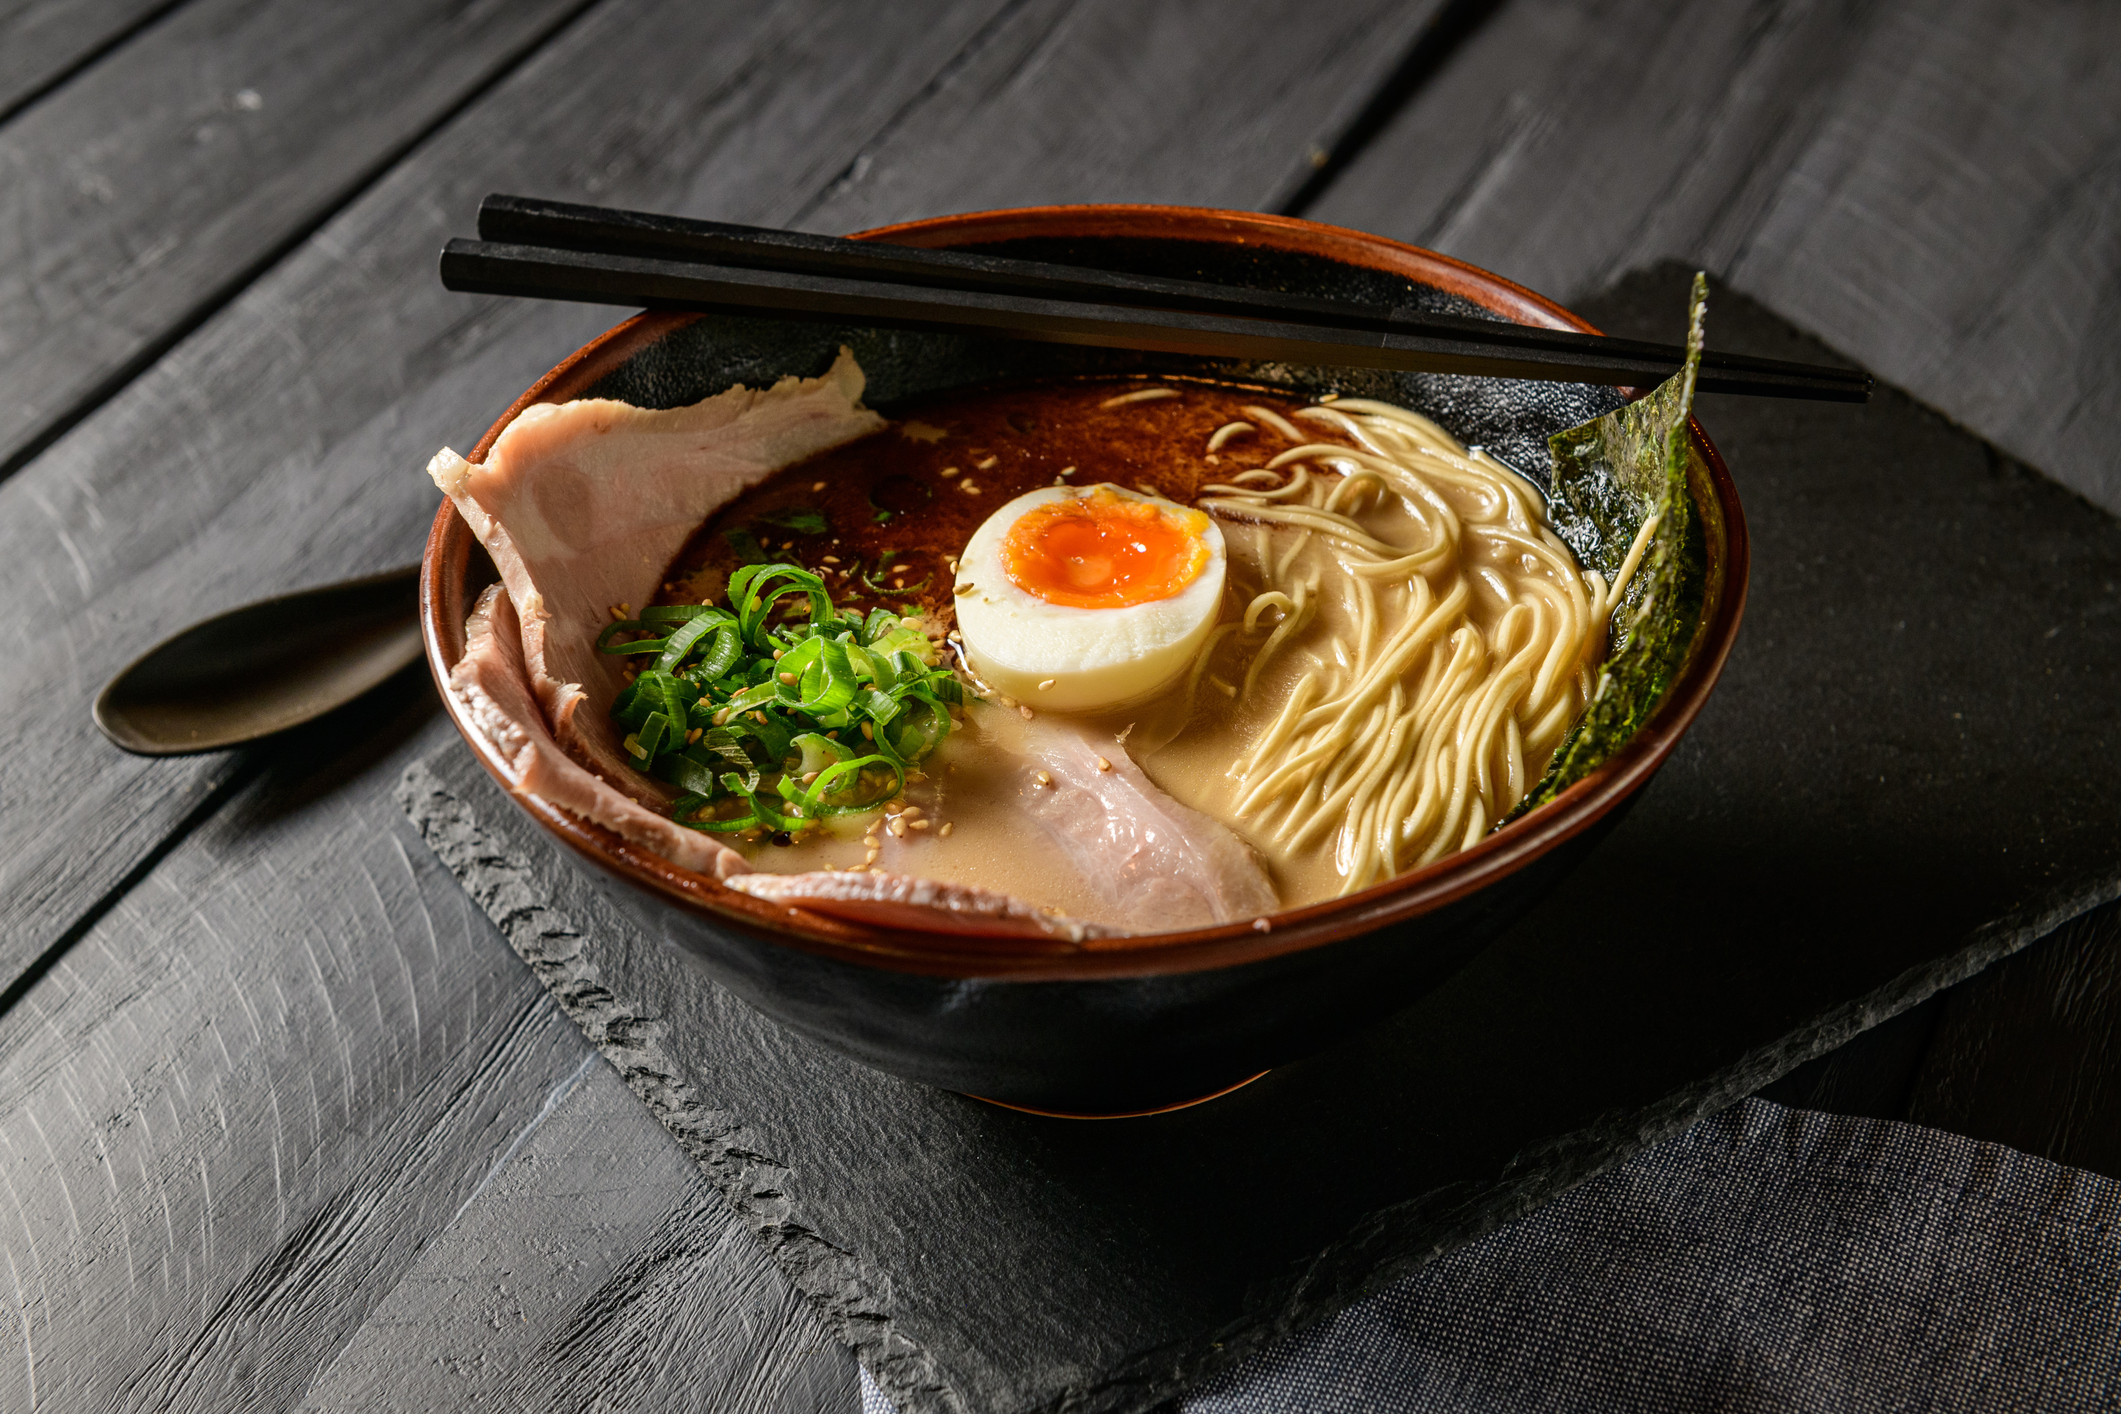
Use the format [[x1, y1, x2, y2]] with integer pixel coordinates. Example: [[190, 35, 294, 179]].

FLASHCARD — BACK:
[[422, 205, 1748, 1114]]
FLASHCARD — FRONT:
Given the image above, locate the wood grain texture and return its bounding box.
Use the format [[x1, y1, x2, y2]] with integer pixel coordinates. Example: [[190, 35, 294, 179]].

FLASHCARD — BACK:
[[294, 1058, 855, 1414], [0, 0, 1013, 998], [1306, 0, 2121, 516], [0, 0, 587, 483], [1906, 898, 2121, 1181], [0, 0, 176, 122], [0, 698, 598, 1413], [796, 0, 1451, 231]]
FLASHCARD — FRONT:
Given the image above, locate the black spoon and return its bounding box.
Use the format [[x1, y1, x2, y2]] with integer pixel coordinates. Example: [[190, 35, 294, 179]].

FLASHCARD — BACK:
[[93, 566, 425, 756]]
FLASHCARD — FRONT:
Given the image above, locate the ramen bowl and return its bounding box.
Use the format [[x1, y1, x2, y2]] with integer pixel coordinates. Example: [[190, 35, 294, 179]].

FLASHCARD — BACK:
[[422, 205, 1748, 1114]]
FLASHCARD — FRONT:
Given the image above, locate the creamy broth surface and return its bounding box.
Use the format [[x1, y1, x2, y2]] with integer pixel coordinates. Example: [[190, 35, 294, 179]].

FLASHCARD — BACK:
[[648, 376, 1615, 919]]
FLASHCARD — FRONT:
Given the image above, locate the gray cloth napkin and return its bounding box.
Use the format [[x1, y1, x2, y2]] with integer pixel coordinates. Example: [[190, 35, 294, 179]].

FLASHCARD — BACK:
[[863, 1098, 2121, 1412]]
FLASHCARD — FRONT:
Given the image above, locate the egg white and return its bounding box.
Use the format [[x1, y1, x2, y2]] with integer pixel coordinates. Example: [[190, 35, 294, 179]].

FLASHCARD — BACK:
[[953, 483, 1226, 712]]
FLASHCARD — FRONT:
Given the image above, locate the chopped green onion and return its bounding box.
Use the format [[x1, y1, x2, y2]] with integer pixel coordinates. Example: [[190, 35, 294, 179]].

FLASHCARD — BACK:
[[601, 561, 960, 834]]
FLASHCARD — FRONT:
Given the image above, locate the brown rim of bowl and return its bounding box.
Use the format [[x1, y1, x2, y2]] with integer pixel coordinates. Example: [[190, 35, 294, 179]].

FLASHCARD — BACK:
[[421, 203, 1750, 981]]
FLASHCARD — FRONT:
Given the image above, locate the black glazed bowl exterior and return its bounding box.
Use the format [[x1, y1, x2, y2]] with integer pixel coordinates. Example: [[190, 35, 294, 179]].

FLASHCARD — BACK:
[[422, 206, 1748, 1115]]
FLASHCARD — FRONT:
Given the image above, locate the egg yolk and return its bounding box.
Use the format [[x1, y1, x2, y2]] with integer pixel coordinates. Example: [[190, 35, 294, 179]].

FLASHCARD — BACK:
[[1000, 490, 1211, 610]]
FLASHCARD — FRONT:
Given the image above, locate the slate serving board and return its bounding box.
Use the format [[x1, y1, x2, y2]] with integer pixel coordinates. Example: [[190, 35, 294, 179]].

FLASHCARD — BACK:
[[398, 268, 2121, 1414]]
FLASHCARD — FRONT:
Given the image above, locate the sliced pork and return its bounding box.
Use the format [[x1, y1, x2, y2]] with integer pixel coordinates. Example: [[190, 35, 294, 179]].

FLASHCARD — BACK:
[[728, 714, 1277, 935], [449, 583, 744, 880], [430, 349, 886, 798], [727, 870, 1115, 943], [1012, 715, 1279, 930]]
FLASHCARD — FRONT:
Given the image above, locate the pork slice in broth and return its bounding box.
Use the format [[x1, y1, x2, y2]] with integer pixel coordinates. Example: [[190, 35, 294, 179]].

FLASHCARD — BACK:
[[448, 584, 745, 880], [428, 349, 886, 800], [738, 714, 1278, 935]]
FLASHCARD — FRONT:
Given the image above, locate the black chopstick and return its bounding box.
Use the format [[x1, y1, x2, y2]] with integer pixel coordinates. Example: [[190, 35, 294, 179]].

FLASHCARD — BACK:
[[478, 194, 1865, 399], [444, 195, 1871, 402]]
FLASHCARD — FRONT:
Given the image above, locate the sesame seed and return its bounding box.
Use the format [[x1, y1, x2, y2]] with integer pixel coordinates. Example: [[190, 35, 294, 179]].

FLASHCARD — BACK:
[[997, 695, 1017, 708], [1319, 393, 1339, 403], [1019, 705, 1034, 720], [900, 805, 923, 819], [975, 456, 997, 470], [1037, 678, 1055, 691], [860, 721, 874, 740], [812, 480, 827, 490], [962, 482, 980, 495], [801, 771, 819, 785], [821, 555, 840, 564], [609, 605, 626, 620], [1035, 770, 1052, 787], [1060, 466, 1076, 477], [909, 818, 931, 830], [686, 727, 703, 745], [1094, 756, 1111, 771], [955, 583, 976, 596], [870, 867, 888, 876], [778, 671, 798, 685], [888, 817, 907, 837], [947, 629, 961, 642], [940, 466, 960, 478], [864, 847, 880, 864], [938, 822, 954, 837]]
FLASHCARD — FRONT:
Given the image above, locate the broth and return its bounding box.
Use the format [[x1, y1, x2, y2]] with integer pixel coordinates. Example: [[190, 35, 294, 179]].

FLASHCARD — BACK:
[[646, 375, 1607, 919]]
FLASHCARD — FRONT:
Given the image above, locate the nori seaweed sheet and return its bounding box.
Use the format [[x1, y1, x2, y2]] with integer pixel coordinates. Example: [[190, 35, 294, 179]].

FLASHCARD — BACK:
[[1510, 274, 1712, 818]]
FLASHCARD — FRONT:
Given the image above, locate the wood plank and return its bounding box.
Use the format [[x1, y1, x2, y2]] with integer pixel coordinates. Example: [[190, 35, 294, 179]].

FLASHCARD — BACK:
[[0, 0, 587, 484], [0, 700, 598, 1413], [797, 0, 1451, 229], [1906, 898, 2121, 1181], [1305, 0, 2121, 516], [0, 0, 176, 123], [292, 1059, 855, 1414], [0, 0, 1013, 997]]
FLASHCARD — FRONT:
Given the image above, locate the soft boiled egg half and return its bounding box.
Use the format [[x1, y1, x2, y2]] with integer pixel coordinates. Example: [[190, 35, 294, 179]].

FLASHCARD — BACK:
[[953, 483, 1225, 712]]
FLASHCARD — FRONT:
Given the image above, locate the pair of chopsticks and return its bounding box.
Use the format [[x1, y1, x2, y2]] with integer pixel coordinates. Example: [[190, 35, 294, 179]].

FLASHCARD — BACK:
[[440, 195, 1870, 402]]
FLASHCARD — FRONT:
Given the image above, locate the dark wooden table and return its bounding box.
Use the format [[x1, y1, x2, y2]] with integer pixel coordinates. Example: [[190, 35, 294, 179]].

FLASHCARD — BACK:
[[2, 2, 2116, 1408]]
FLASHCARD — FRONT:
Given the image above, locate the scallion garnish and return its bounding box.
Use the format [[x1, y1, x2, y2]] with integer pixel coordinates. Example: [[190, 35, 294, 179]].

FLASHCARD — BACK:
[[600, 562, 961, 835]]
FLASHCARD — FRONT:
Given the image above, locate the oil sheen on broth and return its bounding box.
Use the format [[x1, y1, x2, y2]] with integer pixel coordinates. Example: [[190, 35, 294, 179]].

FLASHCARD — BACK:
[[648, 377, 1629, 915]]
